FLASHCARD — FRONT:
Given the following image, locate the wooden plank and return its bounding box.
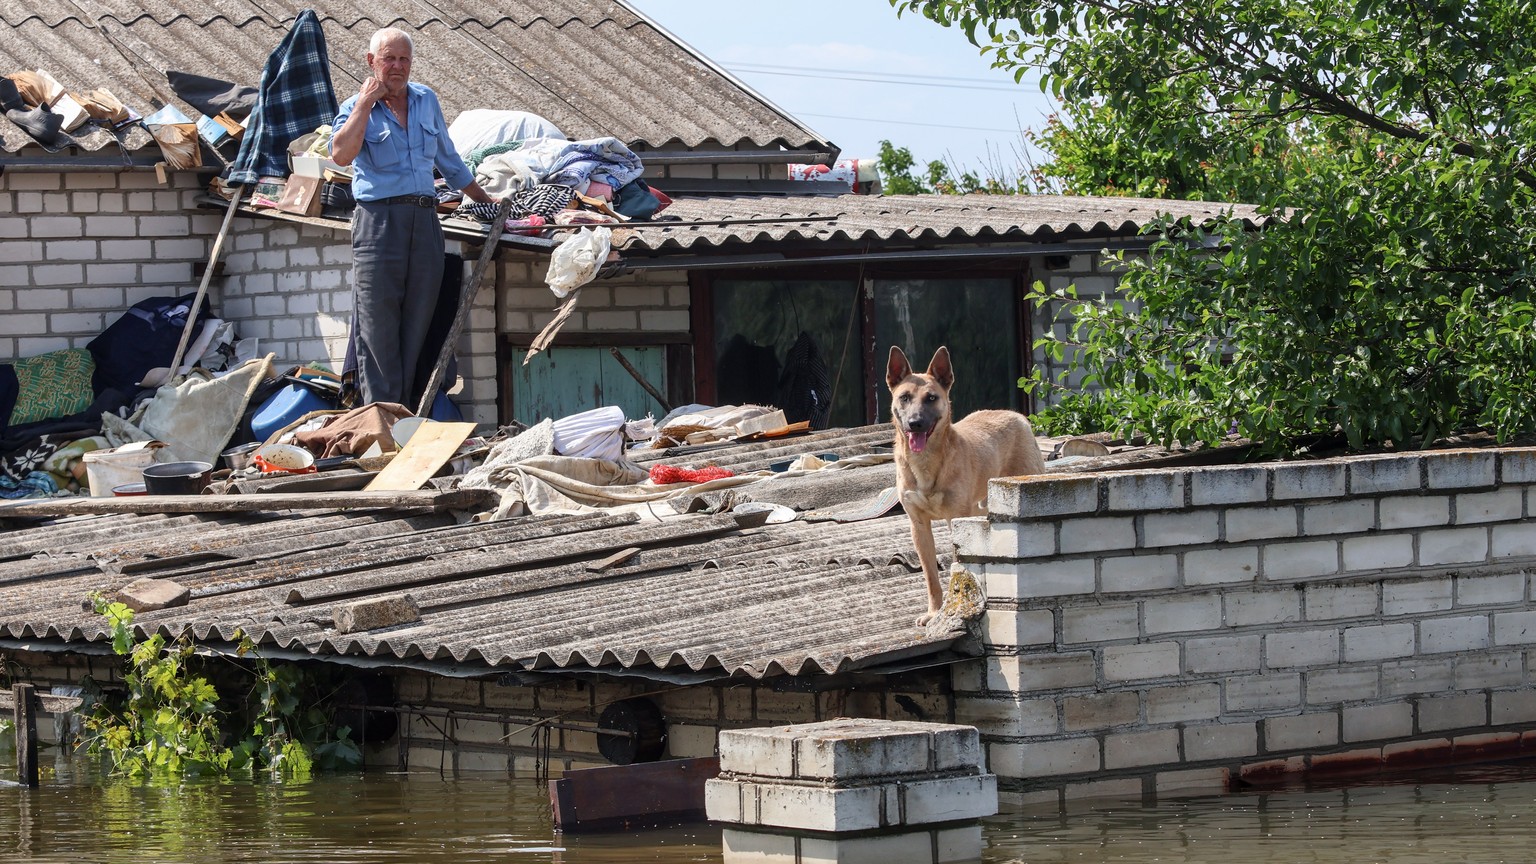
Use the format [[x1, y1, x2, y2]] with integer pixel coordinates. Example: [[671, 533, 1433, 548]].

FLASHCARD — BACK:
[[13, 683, 37, 787], [549, 756, 719, 832], [363, 421, 477, 492], [0, 689, 84, 714], [735, 420, 812, 442], [586, 547, 642, 572], [0, 488, 498, 517]]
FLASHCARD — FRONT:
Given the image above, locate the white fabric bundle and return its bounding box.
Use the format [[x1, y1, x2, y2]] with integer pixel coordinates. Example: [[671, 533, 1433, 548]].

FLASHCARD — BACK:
[[551, 405, 627, 461]]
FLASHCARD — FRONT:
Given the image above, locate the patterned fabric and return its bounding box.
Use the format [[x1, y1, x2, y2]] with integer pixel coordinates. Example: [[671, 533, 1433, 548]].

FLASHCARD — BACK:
[[0, 471, 58, 499], [512, 184, 575, 219], [10, 348, 94, 426], [464, 139, 525, 175], [454, 185, 574, 222], [0, 432, 69, 497], [453, 201, 504, 223], [228, 10, 337, 185]]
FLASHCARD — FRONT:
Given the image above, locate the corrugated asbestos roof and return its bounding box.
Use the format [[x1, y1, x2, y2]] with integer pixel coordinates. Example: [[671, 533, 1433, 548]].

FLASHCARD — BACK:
[[220, 189, 1266, 258], [0, 0, 828, 156], [0, 425, 969, 683], [614, 193, 1267, 253]]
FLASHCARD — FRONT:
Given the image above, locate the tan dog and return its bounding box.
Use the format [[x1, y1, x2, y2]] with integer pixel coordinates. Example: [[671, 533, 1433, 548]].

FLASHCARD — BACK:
[[887, 345, 1045, 624]]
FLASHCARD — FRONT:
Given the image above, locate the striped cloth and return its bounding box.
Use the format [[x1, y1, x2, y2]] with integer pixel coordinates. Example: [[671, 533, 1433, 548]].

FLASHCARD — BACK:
[[228, 10, 337, 185], [454, 184, 575, 222]]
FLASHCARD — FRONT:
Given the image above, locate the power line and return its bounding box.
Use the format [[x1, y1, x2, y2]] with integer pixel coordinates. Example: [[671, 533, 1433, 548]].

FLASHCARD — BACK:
[[730, 61, 1031, 87], [793, 111, 1026, 135], [725, 65, 1026, 92]]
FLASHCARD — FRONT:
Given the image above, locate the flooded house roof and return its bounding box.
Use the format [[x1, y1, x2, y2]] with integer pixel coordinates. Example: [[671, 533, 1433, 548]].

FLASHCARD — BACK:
[[0, 1, 831, 158], [612, 193, 1267, 256], [0, 425, 980, 683]]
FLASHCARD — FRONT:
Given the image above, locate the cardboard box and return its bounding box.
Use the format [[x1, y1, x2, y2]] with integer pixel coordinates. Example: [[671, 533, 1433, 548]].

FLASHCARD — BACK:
[[291, 152, 350, 179]]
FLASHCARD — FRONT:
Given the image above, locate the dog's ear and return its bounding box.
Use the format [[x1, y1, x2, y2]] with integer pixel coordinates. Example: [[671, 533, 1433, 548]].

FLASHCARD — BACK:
[[886, 346, 913, 390], [926, 346, 954, 391]]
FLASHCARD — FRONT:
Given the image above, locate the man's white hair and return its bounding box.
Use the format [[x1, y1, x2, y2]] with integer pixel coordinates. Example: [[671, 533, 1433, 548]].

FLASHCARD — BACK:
[[369, 27, 413, 55]]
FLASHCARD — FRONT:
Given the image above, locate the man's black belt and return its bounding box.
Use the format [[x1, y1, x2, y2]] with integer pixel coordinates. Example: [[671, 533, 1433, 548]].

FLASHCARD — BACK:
[[367, 194, 437, 208]]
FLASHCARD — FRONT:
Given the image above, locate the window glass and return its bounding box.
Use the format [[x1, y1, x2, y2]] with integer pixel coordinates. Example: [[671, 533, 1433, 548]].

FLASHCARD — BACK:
[[710, 276, 1020, 427], [710, 279, 863, 428], [873, 278, 1019, 421]]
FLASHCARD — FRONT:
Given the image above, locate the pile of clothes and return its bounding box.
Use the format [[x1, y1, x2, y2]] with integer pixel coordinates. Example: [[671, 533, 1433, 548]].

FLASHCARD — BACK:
[[433, 110, 673, 234], [0, 295, 261, 498]]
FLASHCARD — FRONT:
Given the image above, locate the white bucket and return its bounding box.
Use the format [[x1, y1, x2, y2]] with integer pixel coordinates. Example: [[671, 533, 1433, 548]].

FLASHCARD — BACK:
[[82, 446, 158, 497]]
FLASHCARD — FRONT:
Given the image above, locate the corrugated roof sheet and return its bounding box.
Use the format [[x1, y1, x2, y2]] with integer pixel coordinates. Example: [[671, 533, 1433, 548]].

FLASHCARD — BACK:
[[613, 193, 1266, 253], [0, 1, 829, 155], [0, 425, 970, 682]]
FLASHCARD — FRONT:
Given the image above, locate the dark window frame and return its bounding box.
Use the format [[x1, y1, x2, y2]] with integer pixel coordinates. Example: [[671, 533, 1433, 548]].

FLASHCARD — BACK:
[[690, 260, 1036, 424]]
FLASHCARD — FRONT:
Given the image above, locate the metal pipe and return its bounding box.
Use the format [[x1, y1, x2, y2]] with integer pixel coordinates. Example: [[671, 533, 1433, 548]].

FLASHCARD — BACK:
[[0, 158, 172, 173]]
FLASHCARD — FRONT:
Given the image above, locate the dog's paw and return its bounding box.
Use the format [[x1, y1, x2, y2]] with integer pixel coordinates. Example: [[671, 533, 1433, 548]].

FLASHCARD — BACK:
[[915, 611, 936, 627]]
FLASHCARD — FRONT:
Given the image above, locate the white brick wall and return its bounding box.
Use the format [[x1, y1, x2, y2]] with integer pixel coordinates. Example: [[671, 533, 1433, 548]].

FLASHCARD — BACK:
[[1031, 251, 1145, 407], [0, 170, 212, 361], [3, 169, 697, 427], [959, 450, 1536, 800]]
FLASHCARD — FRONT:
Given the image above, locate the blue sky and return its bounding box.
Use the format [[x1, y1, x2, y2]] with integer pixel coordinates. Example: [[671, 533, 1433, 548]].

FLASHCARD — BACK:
[[625, 0, 1057, 179]]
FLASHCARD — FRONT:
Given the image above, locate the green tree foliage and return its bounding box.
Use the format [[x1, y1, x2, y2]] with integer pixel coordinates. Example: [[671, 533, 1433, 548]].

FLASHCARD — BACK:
[[82, 595, 362, 780], [894, 0, 1536, 451], [877, 139, 1016, 194]]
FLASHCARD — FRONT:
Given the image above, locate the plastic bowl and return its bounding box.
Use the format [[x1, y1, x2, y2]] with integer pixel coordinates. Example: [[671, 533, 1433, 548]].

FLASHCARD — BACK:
[[141, 461, 214, 495], [112, 482, 148, 496]]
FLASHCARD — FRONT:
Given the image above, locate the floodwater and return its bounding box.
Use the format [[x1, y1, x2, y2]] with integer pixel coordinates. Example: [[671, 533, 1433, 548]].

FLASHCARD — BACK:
[[4, 747, 1536, 863]]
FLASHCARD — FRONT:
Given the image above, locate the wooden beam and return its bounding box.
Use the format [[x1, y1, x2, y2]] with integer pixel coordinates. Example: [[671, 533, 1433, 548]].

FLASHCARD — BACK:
[[0, 690, 84, 714], [0, 488, 499, 518], [549, 756, 719, 832], [12, 684, 37, 787], [417, 198, 513, 416]]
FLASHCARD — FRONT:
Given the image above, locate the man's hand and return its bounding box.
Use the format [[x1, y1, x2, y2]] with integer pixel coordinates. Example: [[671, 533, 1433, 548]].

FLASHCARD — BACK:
[[358, 76, 385, 109]]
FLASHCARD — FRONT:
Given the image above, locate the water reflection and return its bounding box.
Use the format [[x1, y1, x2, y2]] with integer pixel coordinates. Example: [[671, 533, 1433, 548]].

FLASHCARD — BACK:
[[723, 824, 983, 864], [1, 751, 723, 864], [985, 764, 1536, 864], [5, 747, 1536, 863]]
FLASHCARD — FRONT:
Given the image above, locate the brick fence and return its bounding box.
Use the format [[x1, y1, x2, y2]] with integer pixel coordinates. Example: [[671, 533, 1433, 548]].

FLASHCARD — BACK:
[[953, 447, 1536, 806]]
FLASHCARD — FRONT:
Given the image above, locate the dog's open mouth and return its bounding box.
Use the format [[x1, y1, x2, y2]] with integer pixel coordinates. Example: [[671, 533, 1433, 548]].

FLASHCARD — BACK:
[[907, 430, 930, 452]]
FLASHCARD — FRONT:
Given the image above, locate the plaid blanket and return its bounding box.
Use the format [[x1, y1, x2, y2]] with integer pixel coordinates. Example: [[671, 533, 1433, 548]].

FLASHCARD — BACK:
[[228, 10, 337, 185]]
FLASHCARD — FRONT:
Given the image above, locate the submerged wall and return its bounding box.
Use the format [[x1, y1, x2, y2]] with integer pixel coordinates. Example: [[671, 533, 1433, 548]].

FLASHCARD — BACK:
[[954, 447, 1536, 806], [3, 645, 950, 777], [13, 447, 1536, 796]]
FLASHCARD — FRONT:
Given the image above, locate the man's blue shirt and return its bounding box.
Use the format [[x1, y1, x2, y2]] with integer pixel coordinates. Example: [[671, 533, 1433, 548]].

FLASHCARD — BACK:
[[332, 81, 473, 202]]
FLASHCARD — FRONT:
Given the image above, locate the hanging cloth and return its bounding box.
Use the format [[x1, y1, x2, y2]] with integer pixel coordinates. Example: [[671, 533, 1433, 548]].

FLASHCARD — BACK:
[[227, 10, 337, 185]]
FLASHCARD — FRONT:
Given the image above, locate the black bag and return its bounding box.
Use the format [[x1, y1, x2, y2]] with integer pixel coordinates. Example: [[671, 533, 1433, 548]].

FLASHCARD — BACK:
[[321, 180, 354, 218], [86, 294, 215, 393]]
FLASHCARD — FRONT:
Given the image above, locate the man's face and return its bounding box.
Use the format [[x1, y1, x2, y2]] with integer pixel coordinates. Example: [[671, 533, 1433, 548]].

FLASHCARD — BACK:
[[367, 38, 412, 93]]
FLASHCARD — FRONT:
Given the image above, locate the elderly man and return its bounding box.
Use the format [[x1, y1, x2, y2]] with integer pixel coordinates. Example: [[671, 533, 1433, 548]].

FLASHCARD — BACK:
[[331, 27, 495, 406]]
